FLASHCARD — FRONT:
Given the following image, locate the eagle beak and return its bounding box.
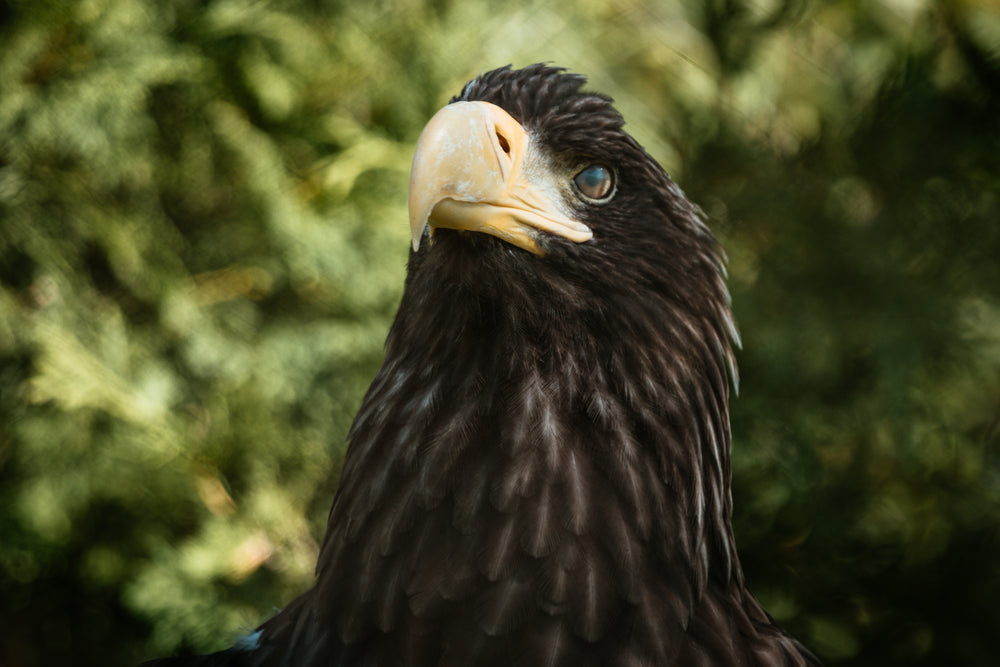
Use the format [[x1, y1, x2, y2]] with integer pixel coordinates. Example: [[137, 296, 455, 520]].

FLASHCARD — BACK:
[[408, 101, 593, 255]]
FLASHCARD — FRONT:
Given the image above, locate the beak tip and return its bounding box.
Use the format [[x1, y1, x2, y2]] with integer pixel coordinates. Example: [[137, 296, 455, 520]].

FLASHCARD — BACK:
[[410, 214, 428, 252]]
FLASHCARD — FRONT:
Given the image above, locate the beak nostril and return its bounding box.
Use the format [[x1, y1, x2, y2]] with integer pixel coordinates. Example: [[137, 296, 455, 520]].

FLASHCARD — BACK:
[[496, 131, 510, 155]]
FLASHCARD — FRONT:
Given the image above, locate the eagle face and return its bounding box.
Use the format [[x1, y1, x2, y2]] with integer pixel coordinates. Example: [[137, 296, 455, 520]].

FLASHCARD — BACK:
[[405, 64, 734, 367]]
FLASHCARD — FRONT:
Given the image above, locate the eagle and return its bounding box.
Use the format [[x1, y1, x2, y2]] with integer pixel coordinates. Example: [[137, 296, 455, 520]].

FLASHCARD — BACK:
[[144, 64, 819, 666]]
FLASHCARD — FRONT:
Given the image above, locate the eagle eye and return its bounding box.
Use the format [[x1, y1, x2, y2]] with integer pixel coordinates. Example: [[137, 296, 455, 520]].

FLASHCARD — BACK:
[[573, 164, 614, 202]]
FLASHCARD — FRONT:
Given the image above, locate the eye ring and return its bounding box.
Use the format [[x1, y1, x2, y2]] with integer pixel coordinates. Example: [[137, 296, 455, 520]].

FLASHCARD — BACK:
[[573, 164, 615, 202]]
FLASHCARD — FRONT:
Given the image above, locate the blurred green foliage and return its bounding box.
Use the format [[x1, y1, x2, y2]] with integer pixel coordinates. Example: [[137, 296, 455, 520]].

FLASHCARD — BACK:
[[1, 0, 998, 665]]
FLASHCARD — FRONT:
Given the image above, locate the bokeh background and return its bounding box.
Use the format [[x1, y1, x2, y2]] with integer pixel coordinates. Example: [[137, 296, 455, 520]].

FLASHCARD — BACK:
[[2, 0, 999, 665]]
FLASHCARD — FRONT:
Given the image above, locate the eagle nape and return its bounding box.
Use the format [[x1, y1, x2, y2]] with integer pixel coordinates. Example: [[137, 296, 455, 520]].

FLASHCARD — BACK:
[[143, 64, 820, 667]]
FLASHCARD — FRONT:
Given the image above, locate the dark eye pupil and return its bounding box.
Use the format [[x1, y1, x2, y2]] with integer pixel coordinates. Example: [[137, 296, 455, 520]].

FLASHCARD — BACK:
[[574, 165, 613, 200]]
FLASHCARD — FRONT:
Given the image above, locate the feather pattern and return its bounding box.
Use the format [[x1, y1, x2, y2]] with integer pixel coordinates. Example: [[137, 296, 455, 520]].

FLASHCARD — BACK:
[[142, 64, 818, 667]]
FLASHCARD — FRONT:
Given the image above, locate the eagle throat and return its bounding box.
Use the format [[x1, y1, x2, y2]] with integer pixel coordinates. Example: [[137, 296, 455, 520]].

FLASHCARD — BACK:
[[294, 237, 744, 664]]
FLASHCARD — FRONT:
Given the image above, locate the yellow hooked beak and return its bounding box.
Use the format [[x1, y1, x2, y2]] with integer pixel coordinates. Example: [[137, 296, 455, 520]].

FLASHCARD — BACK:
[[408, 101, 593, 255]]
